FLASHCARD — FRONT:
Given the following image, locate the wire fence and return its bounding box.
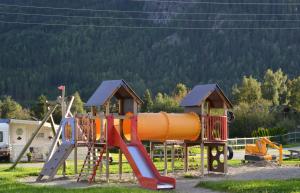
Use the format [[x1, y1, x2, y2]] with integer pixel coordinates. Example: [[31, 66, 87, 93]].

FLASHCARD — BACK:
[[228, 131, 300, 149]]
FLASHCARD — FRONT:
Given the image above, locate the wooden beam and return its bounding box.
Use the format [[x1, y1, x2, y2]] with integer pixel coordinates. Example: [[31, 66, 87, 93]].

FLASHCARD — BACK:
[[164, 142, 167, 175], [200, 104, 205, 177], [223, 102, 228, 174], [105, 102, 110, 183], [61, 88, 66, 177], [150, 141, 154, 160], [74, 118, 78, 174], [171, 144, 175, 173], [118, 99, 123, 180], [184, 143, 188, 173]]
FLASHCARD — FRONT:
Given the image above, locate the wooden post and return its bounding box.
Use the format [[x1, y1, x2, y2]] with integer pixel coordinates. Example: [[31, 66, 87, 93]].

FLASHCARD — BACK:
[[184, 143, 188, 173], [74, 118, 78, 174], [105, 103, 110, 183], [150, 141, 154, 160], [118, 149, 122, 180], [10, 105, 58, 169], [164, 142, 167, 175], [49, 108, 61, 148], [171, 144, 175, 173], [61, 87, 66, 177], [118, 99, 123, 180], [223, 102, 228, 174], [99, 115, 104, 178], [200, 104, 205, 177]]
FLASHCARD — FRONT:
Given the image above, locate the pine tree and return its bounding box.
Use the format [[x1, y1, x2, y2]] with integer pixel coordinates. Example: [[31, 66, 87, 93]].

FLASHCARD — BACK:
[[141, 89, 153, 112], [32, 95, 48, 120], [71, 91, 85, 114]]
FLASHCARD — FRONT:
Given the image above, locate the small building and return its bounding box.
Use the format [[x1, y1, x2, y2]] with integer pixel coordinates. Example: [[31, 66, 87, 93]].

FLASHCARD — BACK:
[[0, 119, 56, 162]]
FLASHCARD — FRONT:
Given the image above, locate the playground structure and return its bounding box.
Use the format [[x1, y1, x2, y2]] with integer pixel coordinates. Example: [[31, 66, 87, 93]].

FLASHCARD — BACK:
[[245, 137, 283, 165], [33, 80, 232, 190]]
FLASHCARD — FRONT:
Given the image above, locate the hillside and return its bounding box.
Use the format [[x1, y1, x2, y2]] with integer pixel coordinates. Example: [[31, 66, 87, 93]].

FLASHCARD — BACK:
[[1, 0, 300, 104]]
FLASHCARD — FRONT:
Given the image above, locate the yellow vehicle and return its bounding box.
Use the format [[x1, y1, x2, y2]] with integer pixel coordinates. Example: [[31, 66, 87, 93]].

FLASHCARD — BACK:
[[245, 137, 283, 165]]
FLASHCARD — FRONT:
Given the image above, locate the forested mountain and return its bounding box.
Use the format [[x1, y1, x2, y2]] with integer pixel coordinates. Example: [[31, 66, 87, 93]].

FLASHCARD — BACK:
[[1, 0, 300, 105]]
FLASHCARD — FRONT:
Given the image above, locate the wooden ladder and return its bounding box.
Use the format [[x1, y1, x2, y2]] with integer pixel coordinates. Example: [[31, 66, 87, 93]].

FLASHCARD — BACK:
[[88, 144, 106, 183], [77, 144, 106, 183]]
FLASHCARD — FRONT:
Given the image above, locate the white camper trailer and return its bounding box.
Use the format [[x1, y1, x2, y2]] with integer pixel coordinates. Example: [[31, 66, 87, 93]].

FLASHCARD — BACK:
[[0, 119, 56, 162], [0, 120, 10, 161]]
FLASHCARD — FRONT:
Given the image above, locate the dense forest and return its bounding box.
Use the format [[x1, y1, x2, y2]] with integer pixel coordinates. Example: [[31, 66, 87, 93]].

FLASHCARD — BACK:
[[1, 0, 300, 105], [0, 68, 299, 138]]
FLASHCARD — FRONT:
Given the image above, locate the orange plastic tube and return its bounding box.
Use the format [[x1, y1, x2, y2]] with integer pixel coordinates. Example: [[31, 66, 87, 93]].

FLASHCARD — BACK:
[[95, 118, 120, 140], [123, 112, 201, 141], [95, 117, 101, 140]]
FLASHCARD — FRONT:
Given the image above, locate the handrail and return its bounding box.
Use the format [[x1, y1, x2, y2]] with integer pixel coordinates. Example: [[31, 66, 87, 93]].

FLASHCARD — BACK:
[[228, 131, 300, 148]]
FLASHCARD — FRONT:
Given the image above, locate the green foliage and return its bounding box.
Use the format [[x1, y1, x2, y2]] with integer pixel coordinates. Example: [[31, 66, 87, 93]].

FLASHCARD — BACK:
[[230, 99, 274, 137], [32, 95, 48, 120], [0, 96, 30, 119], [251, 127, 287, 138], [274, 118, 297, 132], [262, 69, 288, 105], [289, 77, 300, 111], [173, 83, 188, 102], [152, 92, 183, 113], [251, 127, 270, 137], [71, 91, 85, 114], [232, 76, 262, 104], [2, 1, 300, 105], [231, 68, 300, 137], [141, 89, 153, 112], [140, 83, 187, 113]]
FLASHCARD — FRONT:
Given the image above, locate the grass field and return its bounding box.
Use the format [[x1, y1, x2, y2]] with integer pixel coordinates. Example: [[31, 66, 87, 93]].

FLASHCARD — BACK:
[[0, 166, 154, 193], [197, 179, 300, 193], [0, 155, 299, 193]]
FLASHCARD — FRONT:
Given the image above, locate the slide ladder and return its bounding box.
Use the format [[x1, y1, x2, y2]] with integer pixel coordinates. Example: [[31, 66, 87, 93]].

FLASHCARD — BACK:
[[36, 142, 74, 181], [111, 125, 176, 190], [77, 144, 106, 183]]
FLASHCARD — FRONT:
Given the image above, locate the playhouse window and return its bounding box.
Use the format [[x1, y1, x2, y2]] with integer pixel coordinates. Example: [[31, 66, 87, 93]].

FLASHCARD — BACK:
[[16, 128, 23, 135], [0, 131, 3, 142]]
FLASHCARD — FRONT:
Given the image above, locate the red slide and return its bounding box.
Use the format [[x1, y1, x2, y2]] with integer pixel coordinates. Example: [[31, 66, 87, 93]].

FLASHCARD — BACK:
[[108, 116, 176, 190]]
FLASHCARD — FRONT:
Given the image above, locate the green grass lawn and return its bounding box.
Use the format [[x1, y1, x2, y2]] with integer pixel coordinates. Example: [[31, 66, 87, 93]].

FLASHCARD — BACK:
[[197, 179, 300, 193], [0, 166, 155, 193], [0, 152, 299, 193]]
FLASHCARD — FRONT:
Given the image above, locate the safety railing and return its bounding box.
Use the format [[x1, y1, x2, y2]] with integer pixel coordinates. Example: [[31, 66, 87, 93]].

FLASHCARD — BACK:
[[203, 115, 228, 141], [228, 131, 300, 149]]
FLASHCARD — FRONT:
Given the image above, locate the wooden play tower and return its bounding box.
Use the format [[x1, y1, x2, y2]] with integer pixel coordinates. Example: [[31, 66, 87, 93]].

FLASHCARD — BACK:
[[35, 80, 233, 190]]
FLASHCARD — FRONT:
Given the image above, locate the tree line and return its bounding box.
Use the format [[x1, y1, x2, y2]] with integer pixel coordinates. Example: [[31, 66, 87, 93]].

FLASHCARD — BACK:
[[1, 69, 299, 137], [0, 91, 85, 124], [140, 68, 300, 137]]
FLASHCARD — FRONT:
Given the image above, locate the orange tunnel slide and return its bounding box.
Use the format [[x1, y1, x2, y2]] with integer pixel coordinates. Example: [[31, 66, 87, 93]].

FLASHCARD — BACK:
[[123, 112, 201, 141]]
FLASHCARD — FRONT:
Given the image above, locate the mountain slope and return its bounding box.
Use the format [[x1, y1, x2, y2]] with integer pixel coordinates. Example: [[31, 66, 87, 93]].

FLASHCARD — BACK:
[[0, 0, 300, 104]]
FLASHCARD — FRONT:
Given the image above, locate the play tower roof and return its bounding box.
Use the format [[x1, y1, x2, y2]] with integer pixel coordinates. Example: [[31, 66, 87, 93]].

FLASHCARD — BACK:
[[180, 84, 232, 108], [86, 79, 143, 107]]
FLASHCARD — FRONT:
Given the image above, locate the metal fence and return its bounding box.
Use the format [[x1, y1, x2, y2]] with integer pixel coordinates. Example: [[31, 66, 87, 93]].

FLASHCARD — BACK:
[[228, 131, 300, 149]]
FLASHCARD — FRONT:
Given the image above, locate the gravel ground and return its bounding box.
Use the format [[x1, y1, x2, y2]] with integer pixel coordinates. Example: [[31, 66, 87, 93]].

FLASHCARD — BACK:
[[18, 164, 300, 193]]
